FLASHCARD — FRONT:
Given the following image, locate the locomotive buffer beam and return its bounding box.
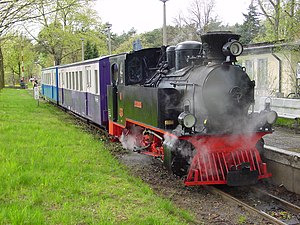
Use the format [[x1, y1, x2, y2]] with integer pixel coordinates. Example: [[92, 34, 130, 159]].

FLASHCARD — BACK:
[[183, 133, 272, 186]]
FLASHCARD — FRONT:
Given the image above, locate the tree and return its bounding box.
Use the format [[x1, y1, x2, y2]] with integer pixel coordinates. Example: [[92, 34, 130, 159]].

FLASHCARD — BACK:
[[172, 0, 222, 42], [2, 35, 36, 85], [29, 0, 106, 66], [37, 21, 65, 66], [239, 4, 261, 44], [111, 28, 137, 53], [0, 0, 37, 89], [0, 0, 86, 88], [84, 40, 99, 60], [140, 29, 162, 48], [254, 0, 300, 42], [255, 0, 284, 41], [187, 0, 216, 34], [257, 0, 281, 39], [280, 0, 300, 40], [91, 43, 99, 58]]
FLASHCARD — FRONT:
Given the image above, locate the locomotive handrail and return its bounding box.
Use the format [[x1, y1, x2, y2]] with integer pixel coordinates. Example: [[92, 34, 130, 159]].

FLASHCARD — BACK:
[[170, 82, 198, 86]]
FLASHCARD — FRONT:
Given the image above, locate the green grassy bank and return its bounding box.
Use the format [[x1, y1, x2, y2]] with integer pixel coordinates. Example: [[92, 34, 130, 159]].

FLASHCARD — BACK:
[[275, 117, 297, 129], [0, 89, 193, 225]]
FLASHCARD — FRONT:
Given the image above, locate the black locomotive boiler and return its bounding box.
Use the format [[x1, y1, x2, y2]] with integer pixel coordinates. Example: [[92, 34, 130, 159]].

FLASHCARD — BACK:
[[107, 31, 277, 186]]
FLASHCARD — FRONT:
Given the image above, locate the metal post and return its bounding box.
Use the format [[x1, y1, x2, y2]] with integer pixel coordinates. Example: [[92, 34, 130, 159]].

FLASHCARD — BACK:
[[108, 28, 112, 55], [160, 0, 169, 46], [80, 38, 84, 61], [21, 44, 24, 80], [106, 23, 112, 55]]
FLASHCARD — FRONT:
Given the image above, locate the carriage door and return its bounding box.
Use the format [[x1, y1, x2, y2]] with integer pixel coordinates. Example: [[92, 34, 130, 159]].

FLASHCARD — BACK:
[[51, 70, 54, 100], [85, 66, 92, 116], [99, 58, 111, 126], [61, 70, 65, 105], [111, 63, 119, 122]]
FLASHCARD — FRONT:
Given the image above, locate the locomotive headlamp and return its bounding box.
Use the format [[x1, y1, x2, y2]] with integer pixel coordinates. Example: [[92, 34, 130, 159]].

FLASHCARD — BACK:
[[266, 111, 278, 124], [178, 111, 197, 128], [222, 40, 243, 57]]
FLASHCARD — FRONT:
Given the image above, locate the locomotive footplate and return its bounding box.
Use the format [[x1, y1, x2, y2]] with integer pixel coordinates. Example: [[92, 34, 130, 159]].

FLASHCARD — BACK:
[[226, 162, 259, 186]]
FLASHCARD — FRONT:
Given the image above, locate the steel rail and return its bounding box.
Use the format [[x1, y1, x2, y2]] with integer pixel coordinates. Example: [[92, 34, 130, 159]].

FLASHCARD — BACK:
[[205, 186, 288, 225], [251, 187, 300, 215]]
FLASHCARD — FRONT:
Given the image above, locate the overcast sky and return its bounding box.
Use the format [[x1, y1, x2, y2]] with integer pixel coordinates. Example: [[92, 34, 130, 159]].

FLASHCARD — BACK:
[[95, 0, 251, 34]]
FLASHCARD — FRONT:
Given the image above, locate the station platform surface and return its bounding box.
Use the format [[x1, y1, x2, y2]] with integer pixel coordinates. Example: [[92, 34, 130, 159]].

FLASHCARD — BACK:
[[263, 126, 300, 153]]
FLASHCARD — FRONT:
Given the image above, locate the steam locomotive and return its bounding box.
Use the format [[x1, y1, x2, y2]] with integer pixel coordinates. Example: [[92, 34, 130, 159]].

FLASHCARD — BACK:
[[41, 31, 277, 186]]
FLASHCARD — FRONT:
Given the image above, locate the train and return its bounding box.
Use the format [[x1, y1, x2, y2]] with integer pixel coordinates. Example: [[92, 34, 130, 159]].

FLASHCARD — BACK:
[[41, 31, 278, 186]]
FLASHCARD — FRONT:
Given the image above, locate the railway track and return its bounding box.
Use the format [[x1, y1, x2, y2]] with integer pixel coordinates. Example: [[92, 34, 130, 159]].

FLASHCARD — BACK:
[[207, 185, 300, 225]]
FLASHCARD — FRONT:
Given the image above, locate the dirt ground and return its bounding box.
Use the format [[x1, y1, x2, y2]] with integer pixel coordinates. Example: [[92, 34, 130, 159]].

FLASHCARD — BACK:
[[106, 141, 274, 225]]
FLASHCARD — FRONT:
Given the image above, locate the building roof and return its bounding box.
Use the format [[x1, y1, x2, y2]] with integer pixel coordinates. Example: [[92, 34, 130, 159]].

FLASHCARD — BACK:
[[242, 39, 300, 55]]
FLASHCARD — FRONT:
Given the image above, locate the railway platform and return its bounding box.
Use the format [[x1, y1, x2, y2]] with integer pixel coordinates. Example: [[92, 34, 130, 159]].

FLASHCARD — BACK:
[[262, 126, 300, 194], [264, 126, 300, 152]]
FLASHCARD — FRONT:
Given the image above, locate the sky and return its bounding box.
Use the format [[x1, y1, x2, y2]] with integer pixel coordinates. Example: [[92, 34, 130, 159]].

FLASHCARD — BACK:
[[95, 0, 251, 34]]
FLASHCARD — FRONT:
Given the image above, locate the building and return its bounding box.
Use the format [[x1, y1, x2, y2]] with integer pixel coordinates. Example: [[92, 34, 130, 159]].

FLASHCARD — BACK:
[[238, 41, 300, 98]]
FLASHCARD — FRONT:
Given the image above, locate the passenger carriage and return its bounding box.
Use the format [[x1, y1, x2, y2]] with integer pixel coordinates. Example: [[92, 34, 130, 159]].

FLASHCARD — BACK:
[[41, 66, 59, 103], [58, 57, 111, 127]]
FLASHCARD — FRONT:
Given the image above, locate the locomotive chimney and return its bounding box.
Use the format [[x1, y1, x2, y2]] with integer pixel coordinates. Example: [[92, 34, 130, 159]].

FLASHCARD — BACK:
[[201, 31, 242, 63]]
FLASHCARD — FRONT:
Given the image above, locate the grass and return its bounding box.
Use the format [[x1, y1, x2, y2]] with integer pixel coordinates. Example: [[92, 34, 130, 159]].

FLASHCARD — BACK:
[[274, 117, 297, 129], [0, 88, 195, 225]]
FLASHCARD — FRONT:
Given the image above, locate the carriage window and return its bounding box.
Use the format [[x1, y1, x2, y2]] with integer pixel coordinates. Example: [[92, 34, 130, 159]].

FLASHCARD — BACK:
[[66, 72, 69, 89], [60, 72, 62, 87], [72, 72, 75, 90], [88, 70, 92, 88], [74, 72, 76, 90], [86, 68, 91, 88], [79, 71, 83, 91], [76, 71, 79, 90], [58, 72, 61, 86], [69, 72, 72, 89], [62, 72, 65, 86], [111, 63, 118, 84], [95, 70, 99, 94], [89, 71, 92, 88]]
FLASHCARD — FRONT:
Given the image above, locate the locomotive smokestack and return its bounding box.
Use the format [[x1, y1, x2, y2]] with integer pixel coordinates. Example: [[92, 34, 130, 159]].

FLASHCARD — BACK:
[[201, 31, 242, 63]]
